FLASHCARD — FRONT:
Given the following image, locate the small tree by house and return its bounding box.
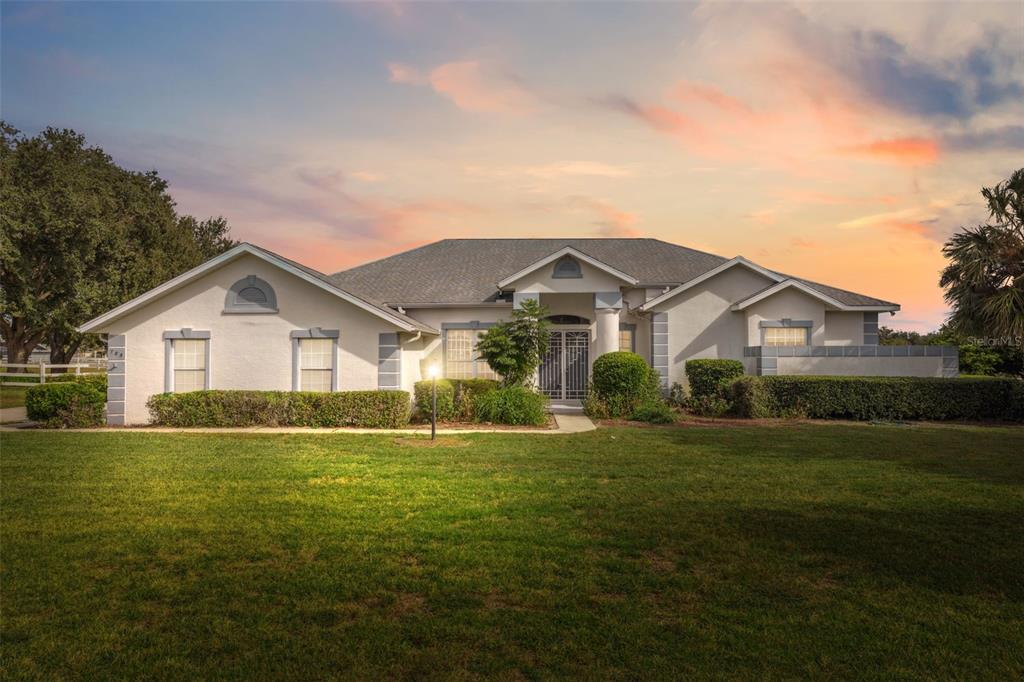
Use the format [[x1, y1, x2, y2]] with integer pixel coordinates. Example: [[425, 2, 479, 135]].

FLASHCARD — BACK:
[[475, 299, 550, 387]]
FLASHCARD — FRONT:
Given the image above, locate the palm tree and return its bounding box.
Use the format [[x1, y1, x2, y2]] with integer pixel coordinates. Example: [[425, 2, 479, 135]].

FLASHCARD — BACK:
[[940, 168, 1024, 344]]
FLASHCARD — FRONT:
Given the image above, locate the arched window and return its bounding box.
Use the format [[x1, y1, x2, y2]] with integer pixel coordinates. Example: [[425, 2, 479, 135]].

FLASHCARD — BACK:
[[546, 315, 590, 325], [224, 275, 278, 313], [552, 256, 582, 279]]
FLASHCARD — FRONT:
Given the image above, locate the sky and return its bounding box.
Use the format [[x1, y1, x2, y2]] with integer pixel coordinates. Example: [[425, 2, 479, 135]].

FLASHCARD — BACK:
[[2, 1, 1022, 332]]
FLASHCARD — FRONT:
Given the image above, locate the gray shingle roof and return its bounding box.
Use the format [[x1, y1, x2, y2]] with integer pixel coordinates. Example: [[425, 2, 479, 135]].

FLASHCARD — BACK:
[[329, 238, 896, 308], [245, 243, 438, 333]]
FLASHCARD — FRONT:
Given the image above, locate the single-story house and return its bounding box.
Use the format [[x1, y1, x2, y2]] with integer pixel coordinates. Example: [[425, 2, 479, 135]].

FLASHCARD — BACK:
[[79, 238, 957, 425]]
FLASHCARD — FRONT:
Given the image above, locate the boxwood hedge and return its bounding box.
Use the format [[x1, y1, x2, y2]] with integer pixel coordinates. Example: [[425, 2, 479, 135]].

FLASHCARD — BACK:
[[586, 351, 661, 418], [26, 380, 106, 428], [413, 378, 498, 422], [147, 390, 411, 428], [685, 359, 744, 399], [727, 375, 1023, 422]]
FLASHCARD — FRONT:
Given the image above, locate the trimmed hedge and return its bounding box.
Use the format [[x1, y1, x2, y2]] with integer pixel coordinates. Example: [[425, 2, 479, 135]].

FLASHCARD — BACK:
[[413, 378, 499, 422], [727, 375, 1024, 422], [587, 351, 661, 418], [147, 390, 411, 428], [474, 386, 548, 426], [26, 380, 105, 428], [685, 359, 744, 398]]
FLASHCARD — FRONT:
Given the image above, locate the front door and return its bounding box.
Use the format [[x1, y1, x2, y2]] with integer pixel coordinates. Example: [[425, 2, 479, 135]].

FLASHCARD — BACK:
[[539, 330, 589, 400]]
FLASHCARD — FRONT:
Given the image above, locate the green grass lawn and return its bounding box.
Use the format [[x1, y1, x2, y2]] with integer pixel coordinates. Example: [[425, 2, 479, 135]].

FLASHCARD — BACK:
[[2, 425, 1022, 679], [0, 385, 29, 409]]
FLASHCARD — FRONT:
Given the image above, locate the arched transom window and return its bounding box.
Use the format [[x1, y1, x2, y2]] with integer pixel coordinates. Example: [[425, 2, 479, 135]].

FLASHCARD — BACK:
[[224, 275, 278, 313]]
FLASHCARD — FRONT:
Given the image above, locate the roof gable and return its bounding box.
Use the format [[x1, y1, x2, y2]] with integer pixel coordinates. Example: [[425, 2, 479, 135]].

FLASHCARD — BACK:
[[730, 279, 900, 312], [639, 257, 783, 311], [496, 246, 639, 288], [78, 243, 437, 334]]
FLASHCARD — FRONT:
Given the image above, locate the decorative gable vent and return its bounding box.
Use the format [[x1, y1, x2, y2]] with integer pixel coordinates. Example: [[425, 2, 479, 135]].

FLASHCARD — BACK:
[[224, 275, 278, 313], [552, 256, 582, 279]]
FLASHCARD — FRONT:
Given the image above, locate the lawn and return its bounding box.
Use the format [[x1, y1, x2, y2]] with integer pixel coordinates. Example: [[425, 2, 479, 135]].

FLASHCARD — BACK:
[[2, 424, 1022, 679], [0, 385, 29, 409]]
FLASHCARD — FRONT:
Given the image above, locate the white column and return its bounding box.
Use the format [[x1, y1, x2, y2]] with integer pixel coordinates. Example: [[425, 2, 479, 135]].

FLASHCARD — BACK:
[[595, 308, 619, 357]]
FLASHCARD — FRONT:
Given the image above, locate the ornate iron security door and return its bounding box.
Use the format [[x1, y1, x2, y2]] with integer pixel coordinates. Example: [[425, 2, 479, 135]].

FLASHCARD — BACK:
[[539, 330, 590, 400]]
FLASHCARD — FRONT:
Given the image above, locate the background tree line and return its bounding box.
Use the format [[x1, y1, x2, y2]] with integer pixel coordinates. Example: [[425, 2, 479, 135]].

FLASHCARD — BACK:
[[1, 123, 236, 365]]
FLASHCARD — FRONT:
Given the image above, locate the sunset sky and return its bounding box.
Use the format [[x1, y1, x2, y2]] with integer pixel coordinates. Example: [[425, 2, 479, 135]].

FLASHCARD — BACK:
[[3, 1, 1022, 331]]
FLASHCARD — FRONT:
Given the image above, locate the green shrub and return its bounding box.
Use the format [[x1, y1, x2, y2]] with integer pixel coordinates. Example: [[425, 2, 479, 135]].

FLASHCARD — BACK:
[[414, 379, 456, 421], [724, 376, 773, 419], [147, 390, 411, 428], [630, 399, 676, 424], [26, 381, 105, 428], [588, 351, 661, 418], [413, 378, 498, 422], [727, 376, 1023, 422], [473, 386, 548, 426], [685, 359, 744, 399], [687, 394, 731, 419], [668, 382, 688, 408], [49, 373, 108, 394], [582, 392, 610, 419]]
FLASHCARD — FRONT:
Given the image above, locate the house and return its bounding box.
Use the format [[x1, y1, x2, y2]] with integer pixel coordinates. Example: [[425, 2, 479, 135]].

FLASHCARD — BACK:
[[78, 239, 958, 425]]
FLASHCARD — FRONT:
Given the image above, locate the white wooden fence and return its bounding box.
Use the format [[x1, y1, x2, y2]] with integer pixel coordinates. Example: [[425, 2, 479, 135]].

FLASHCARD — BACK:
[[0, 362, 107, 386]]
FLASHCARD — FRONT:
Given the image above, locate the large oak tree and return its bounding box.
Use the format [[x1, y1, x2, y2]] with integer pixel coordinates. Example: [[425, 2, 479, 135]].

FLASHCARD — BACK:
[[0, 123, 236, 364]]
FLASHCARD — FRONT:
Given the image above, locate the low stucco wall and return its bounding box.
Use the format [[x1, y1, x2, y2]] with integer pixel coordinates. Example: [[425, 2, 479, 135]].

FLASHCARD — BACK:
[[775, 356, 949, 377]]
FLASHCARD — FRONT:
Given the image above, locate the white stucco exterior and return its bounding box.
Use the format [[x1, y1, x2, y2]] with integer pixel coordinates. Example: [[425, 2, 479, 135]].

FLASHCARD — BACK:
[[79, 241, 947, 425], [101, 253, 405, 424]]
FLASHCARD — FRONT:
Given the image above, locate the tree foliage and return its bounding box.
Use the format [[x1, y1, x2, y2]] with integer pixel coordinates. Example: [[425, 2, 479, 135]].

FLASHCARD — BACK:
[[940, 168, 1024, 345], [0, 123, 237, 364], [475, 299, 550, 387], [879, 324, 1022, 376]]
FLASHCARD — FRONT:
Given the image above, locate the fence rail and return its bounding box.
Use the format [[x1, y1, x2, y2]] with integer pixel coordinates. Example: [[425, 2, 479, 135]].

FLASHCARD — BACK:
[[0, 362, 107, 386]]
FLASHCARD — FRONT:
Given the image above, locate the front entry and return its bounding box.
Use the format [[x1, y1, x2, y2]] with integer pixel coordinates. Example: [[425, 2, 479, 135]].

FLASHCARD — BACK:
[[539, 330, 590, 400]]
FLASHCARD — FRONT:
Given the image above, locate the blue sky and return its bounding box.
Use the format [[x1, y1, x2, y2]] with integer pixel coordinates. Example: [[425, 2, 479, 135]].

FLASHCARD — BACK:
[[3, 1, 1022, 331]]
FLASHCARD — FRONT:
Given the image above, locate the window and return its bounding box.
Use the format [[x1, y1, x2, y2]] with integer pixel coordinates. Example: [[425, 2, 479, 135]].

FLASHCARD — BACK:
[[552, 256, 582, 278], [618, 326, 635, 352], [299, 338, 334, 391], [545, 315, 590, 325], [764, 327, 809, 346], [445, 328, 498, 380], [173, 339, 207, 392], [224, 275, 278, 313]]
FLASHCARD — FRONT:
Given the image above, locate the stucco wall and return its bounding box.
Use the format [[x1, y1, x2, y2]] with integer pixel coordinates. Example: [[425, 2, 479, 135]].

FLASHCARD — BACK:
[[777, 356, 945, 377], [104, 253, 402, 424], [651, 265, 776, 387], [743, 288, 827, 346], [823, 312, 865, 345]]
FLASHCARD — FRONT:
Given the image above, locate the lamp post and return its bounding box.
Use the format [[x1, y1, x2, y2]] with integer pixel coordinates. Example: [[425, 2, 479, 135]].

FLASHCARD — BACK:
[[427, 364, 440, 440]]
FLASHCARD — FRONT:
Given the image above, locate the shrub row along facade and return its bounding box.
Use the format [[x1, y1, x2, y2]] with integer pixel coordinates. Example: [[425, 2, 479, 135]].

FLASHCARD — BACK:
[[79, 239, 956, 425]]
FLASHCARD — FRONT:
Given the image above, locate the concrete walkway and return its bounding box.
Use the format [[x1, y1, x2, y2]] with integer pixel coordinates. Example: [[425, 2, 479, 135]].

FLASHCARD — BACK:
[[0, 407, 28, 424], [1, 412, 596, 435]]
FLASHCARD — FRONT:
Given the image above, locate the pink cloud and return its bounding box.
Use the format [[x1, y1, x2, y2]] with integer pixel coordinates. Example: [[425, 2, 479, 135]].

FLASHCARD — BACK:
[[387, 62, 423, 84], [673, 80, 754, 117], [839, 137, 941, 165], [565, 196, 639, 237], [427, 61, 537, 114]]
